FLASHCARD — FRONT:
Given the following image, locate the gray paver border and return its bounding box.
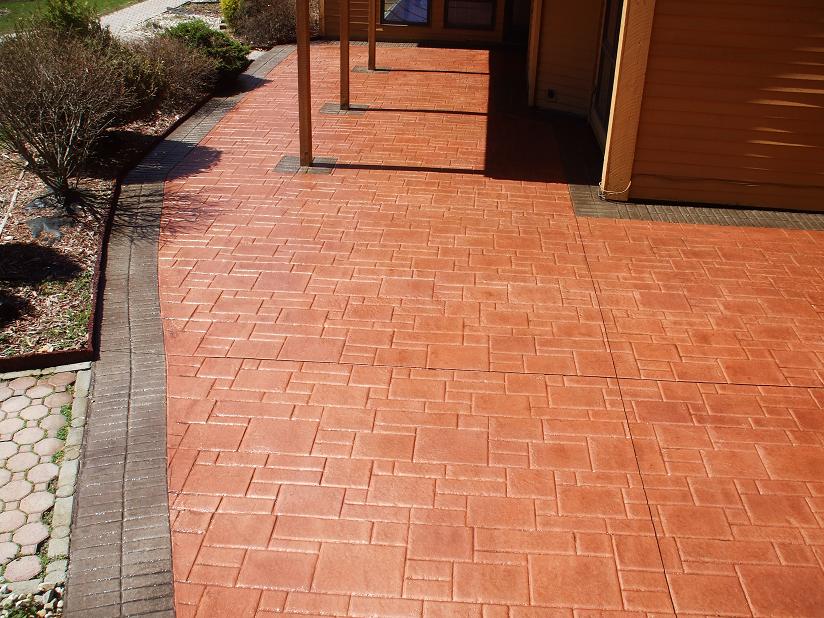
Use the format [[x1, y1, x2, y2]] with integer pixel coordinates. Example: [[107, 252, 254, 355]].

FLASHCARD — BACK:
[[64, 45, 295, 618], [569, 181, 824, 230]]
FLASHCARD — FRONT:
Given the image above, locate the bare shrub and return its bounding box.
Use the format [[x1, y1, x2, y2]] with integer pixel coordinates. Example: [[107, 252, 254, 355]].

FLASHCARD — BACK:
[[131, 36, 219, 113], [0, 31, 140, 207], [234, 0, 319, 48]]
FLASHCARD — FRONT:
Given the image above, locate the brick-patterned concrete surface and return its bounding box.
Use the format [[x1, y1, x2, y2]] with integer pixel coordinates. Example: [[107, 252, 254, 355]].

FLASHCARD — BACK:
[[159, 46, 824, 616], [64, 46, 294, 618]]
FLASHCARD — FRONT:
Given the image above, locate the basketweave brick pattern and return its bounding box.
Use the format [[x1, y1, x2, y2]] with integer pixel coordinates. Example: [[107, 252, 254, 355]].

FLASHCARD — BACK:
[[63, 46, 294, 618], [157, 45, 824, 616]]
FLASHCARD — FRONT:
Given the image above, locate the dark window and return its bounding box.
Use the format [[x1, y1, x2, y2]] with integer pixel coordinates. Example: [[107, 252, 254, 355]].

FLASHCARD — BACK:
[[445, 0, 495, 29], [382, 0, 430, 25]]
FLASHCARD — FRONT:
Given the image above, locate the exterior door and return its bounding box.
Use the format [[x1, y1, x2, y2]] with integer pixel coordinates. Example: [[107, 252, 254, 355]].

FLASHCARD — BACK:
[[590, 0, 623, 147]]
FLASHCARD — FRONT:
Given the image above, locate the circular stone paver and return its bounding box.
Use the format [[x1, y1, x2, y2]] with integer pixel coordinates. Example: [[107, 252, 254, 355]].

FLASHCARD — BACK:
[[0, 418, 24, 436], [0, 480, 32, 502], [27, 462, 59, 484], [47, 373, 75, 387], [7, 452, 39, 473], [20, 491, 54, 515], [20, 404, 49, 421], [40, 414, 67, 433], [33, 438, 62, 457], [12, 521, 48, 546], [3, 555, 41, 582], [7, 377, 36, 391], [0, 542, 17, 566], [0, 510, 25, 533], [0, 470, 10, 486], [0, 387, 12, 402], [26, 385, 54, 399], [43, 391, 72, 408], [12, 426, 45, 445], [1, 396, 29, 413]]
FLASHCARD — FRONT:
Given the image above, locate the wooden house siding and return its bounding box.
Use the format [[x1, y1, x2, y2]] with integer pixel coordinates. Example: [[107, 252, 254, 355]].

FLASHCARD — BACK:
[[322, 0, 506, 43], [533, 1, 604, 115], [630, 0, 824, 211]]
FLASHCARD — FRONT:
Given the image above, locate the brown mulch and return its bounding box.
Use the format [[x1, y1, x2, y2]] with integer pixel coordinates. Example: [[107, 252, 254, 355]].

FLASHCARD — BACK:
[[0, 112, 180, 358]]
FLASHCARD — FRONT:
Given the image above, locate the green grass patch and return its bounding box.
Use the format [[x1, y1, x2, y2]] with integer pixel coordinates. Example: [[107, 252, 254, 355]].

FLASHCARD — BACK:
[[0, 0, 140, 34], [51, 399, 73, 465]]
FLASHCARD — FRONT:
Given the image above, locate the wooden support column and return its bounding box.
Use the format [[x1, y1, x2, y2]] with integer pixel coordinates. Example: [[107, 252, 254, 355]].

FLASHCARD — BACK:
[[296, 0, 312, 166], [368, 0, 377, 70], [600, 0, 656, 201], [527, 0, 543, 106], [340, 0, 350, 108]]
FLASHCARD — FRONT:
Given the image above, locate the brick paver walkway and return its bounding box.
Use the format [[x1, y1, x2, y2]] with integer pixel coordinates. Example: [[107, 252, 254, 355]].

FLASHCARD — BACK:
[[160, 45, 824, 616]]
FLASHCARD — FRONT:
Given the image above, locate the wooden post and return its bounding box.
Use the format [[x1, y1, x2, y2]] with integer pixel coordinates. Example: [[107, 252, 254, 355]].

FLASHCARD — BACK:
[[296, 0, 312, 166], [368, 0, 377, 70], [600, 0, 656, 201], [340, 0, 350, 108]]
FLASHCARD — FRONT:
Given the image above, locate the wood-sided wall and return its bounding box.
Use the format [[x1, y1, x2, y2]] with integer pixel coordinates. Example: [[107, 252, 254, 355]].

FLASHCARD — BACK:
[[322, 0, 507, 44], [532, 0, 604, 115], [628, 0, 824, 211]]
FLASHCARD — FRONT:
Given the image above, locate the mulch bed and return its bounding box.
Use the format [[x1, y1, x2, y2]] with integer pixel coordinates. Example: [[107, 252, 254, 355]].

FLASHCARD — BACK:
[[0, 113, 180, 360]]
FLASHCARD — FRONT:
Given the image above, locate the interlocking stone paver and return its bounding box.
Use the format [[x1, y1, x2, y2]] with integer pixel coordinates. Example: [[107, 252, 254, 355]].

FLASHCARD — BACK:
[[0, 542, 17, 566], [0, 480, 31, 502], [0, 367, 88, 594], [0, 443, 17, 460], [46, 373, 74, 387], [8, 378, 35, 391], [26, 385, 54, 399], [0, 511, 25, 533], [27, 463, 58, 484], [1, 397, 28, 414], [3, 555, 41, 582], [12, 522, 48, 547], [0, 387, 12, 401], [19, 491, 55, 515], [33, 438, 62, 456], [6, 452, 38, 473], [42, 392, 71, 408], [12, 427, 44, 445], [40, 414, 66, 433], [20, 405, 49, 421]]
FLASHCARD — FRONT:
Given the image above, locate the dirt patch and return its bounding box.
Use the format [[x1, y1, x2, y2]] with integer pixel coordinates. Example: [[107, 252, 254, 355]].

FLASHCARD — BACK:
[[0, 112, 179, 358]]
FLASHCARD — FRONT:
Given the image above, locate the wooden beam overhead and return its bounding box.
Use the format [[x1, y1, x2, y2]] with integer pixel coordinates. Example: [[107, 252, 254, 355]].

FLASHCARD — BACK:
[[296, 0, 313, 166]]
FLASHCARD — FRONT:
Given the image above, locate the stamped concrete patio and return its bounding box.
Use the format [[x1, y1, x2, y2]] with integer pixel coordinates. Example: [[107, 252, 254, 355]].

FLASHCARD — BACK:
[[160, 44, 824, 617]]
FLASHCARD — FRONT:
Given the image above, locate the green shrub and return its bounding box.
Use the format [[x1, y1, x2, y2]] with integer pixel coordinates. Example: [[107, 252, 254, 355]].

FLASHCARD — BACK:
[[220, 0, 243, 26], [130, 36, 218, 113], [31, 0, 104, 39], [166, 20, 250, 84]]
